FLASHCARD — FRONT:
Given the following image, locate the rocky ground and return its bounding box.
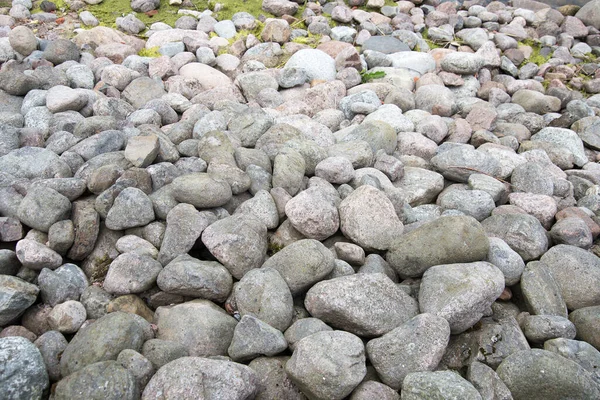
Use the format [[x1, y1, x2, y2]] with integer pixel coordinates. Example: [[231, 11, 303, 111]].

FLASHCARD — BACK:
[[1, 0, 600, 398]]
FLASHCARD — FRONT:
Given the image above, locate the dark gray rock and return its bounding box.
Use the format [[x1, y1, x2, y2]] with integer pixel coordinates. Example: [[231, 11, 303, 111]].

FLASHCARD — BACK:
[[60, 312, 151, 377], [54, 361, 138, 400], [0, 275, 39, 326], [34, 330, 68, 382], [0, 336, 49, 400], [286, 330, 366, 400], [496, 349, 600, 400], [80, 285, 113, 320], [569, 306, 600, 350], [157, 254, 232, 302], [284, 318, 333, 352], [155, 299, 237, 357], [43, 39, 80, 65], [261, 239, 334, 295], [117, 349, 154, 394], [248, 356, 306, 400], [37, 263, 88, 306], [103, 252, 162, 295], [142, 357, 259, 399], [105, 187, 155, 231], [141, 339, 188, 371], [387, 215, 489, 279], [419, 262, 505, 334], [467, 361, 512, 400], [350, 381, 400, 400], [17, 186, 71, 232], [366, 313, 450, 390], [521, 314, 576, 344], [520, 261, 568, 318], [305, 273, 418, 337]]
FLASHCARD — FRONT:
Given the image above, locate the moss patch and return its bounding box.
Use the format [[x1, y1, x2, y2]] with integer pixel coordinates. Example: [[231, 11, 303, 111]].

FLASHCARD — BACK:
[[138, 46, 161, 56], [519, 39, 551, 67], [291, 31, 322, 48]]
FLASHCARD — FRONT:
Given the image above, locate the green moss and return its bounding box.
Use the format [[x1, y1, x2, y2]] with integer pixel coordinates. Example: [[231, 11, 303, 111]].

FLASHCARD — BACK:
[[138, 46, 161, 57], [518, 39, 551, 67], [291, 32, 322, 48], [360, 69, 386, 83]]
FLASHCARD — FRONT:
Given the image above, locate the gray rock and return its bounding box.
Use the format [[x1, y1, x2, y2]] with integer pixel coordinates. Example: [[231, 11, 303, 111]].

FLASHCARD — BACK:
[[60, 311, 151, 377], [531, 127, 588, 167], [550, 217, 593, 249], [0, 336, 49, 400], [130, 0, 159, 12], [284, 318, 333, 352], [366, 313, 450, 390], [105, 187, 155, 231], [202, 214, 267, 280], [46, 85, 87, 113], [482, 213, 549, 261], [228, 315, 288, 362], [387, 215, 489, 279], [34, 330, 68, 382], [350, 381, 400, 400], [47, 220, 75, 254], [283, 49, 336, 82], [522, 314, 576, 343], [171, 172, 232, 208], [496, 349, 600, 400], [235, 267, 293, 332], [15, 239, 62, 270], [80, 286, 113, 320], [141, 339, 188, 371], [569, 306, 600, 350], [248, 356, 306, 400], [122, 77, 167, 110], [48, 300, 87, 334], [157, 254, 232, 302], [362, 35, 410, 54], [544, 338, 600, 384], [305, 273, 418, 337], [419, 261, 505, 334], [286, 330, 366, 400], [0, 250, 20, 276], [272, 149, 305, 197], [439, 189, 496, 221], [17, 186, 71, 232], [158, 204, 216, 266], [103, 253, 162, 295], [402, 371, 482, 400], [69, 130, 125, 161], [466, 361, 512, 400], [54, 361, 138, 400], [261, 239, 334, 295], [521, 261, 568, 318], [67, 199, 100, 261], [142, 357, 259, 399], [8, 26, 37, 56], [395, 166, 445, 206], [155, 300, 237, 357], [511, 161, 554, 196], [414, 84, 456, 117], [540, 245, 600, 310], [234, 189, 279, 230], [431, 145, 502, 183], [43, 39, 80, 65], [486, 237, 525, 286], [38, 263, 88, 306], [441, 52, 485, 75], [339, 185, 403, 251], [512, 89, 561, 115], [285, 187, 339, 241], [116, 349, 154, 394]]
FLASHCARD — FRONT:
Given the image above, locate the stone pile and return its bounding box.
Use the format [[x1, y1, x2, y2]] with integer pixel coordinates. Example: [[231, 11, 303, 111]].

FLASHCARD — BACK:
[[1, 0, 600, 398]]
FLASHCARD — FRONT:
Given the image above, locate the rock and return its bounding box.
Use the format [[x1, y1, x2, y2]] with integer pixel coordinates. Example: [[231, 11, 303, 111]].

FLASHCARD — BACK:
[[521, 261, 568, 318], [131, 0, 159, 12], [228, 315, 288, 362], [103, 253, 163, 295], [261, 239, 334, 295], [419, 261, 505, 334], [171, 173, 232, 208], [438, 189, 496, 221], [262, 0, 299, 17], [202, 214, 267, 280], [366, 313, 450, 390], [350, 381, 400, 400], [531, 127, 588, 167], [402, 371, 482, 400], [141, 339, 188, 371], [157, 205, 215, 266], [122, 77, 167, 110], [570, 306, 600, 350], [339, 185, 403, 251], [441, 52, 485, 75], [15, 239, 62, 270], [540, 245, 600, 311], [283, 49, 336, 82], [362, 36, 410, 54], [105, 187, 155, 231], [46, 85, 88, 113], [234, 267, 293, 332], [157, 254, 232, 302], [482, 213, 549, 261], [0, 336, 49, 400], [521, 314, 576, 343], [54, 361, 139, 400], [284, 186, 339, 241], [34, 330, 68, 382], [496, 349, 600, 399], [142, 357, 259, 399], [414, 84, 456, 117], [544, 338, 600, 384], [48, 300, 87, 334], [512, 89, 561, 114], [285, 330, 366, 400], [17, 186, 71, 232], [8, 26, 37, 56], [248, 356, 306, 400], [38, 263, 88, 306], [486, 237, 526, 286], [431, 145, 502, 183], [387, 215, 489, 279], [305, 273, 418, 337], [43, 39, 80, 65], [0, 147, 71, 179], [575, 0, 600, 30], [155, 299, 237, 357], [466, 361, 512, 400], [60, 312, 151, 377]]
